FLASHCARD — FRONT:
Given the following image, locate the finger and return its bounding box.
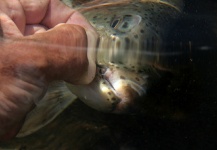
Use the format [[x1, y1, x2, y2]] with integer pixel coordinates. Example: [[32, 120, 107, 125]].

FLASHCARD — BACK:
[[0, 13, 23, 38], [18, 0, 49, 24], [41, 0, 78, 28], [0, 81, 40, 140], [43, 24, 90, 84], [0, 0, 25, 34], [40, 0, 95, 30], [22, 24, 91, 84], [19, 0, 73, 27], [83, 29, 98, 84], [40, 0, 98, 84], [24, 25, 48, 36], [19, 0, 93, 29]]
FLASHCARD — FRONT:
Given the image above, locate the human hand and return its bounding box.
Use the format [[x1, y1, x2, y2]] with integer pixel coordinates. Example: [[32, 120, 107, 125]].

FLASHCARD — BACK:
[[0, 0, 98, 140]]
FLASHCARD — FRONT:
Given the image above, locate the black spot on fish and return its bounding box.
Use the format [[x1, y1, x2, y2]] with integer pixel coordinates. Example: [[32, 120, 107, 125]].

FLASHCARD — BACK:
[[120, 76, 126, 80], [149, 22, 153, 27], [104, 18, 107, 20], [134, 35, 138, 39], [152, 36, 156, 50], [138, 69, 144, 73], [108, 92, 112, 95], [135, 77, 140, 81], [125, 37, 130, 45], [112, 97, 116, 101], [146, 39, 150, 49], [133, 3, 139, 7], [116, 40, 121, 48], [159, 6, 163, 10], [143, 16, 148, 20], [122, 22, 129, 29], [125, 15, 132, 18], [150, 6, 154, 11], [140, 29, 144, 33], [124, 37, 130, 50], [145, 67, 152, 73]]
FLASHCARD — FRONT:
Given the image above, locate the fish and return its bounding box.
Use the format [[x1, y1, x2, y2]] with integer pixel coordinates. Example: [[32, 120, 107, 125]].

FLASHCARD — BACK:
[[67, 0, 184, 113], [16, 0, 184, 137]]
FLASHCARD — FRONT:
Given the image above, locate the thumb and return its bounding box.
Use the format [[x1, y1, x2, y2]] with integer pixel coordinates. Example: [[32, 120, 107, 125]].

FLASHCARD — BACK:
[[25, 24, 97, 84]]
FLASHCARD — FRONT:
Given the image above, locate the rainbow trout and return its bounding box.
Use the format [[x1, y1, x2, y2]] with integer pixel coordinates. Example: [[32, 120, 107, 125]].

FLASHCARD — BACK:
[[17, 0, 184, 137], [67, 0, 183, 113]]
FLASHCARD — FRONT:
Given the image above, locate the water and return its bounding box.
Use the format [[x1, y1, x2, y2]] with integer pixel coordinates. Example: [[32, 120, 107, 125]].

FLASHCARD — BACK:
[[1, 0, 217, 149]]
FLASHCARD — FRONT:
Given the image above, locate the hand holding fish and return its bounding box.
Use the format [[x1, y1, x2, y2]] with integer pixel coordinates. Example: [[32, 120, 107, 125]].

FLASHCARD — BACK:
[[0, 0, 97, 140]]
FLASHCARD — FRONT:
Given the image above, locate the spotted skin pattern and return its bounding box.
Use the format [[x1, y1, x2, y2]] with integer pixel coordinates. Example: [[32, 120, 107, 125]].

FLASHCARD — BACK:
[[67, 0, 183, 113]]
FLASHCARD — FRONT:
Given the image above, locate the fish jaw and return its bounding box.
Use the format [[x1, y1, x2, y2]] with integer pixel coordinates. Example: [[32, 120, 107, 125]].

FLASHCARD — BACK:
[[100, 66, 148, 113], [66, 77, 121, 113], [67, 64, 163, 113]]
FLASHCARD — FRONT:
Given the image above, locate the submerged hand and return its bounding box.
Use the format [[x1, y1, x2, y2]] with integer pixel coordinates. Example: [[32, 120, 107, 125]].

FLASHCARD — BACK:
[[0, 0, 98, 140]]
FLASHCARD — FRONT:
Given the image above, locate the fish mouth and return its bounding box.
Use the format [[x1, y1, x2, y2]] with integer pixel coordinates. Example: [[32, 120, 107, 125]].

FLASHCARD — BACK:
[[99, 66, 147, 113], [67, 63, 171, 114], [109, 82, 143, 113]]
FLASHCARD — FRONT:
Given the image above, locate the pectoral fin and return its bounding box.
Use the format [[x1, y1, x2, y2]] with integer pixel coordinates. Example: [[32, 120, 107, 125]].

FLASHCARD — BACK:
[[16, 81, 77, 137]]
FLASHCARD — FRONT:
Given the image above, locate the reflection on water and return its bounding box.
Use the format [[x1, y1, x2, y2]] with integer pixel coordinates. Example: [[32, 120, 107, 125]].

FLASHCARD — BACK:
[[1, 0, 217, 149]]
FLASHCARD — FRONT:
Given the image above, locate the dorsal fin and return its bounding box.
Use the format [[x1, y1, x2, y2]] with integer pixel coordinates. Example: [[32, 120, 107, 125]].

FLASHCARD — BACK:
[[158, 0, 184, 12]]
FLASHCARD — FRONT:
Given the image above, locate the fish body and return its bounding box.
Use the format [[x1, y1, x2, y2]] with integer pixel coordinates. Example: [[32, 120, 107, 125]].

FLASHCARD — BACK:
[[67, 0, 184, 113]]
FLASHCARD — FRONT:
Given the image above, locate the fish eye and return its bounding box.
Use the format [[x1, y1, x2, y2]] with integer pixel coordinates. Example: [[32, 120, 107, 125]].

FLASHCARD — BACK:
[[110, 15, 142, 33]]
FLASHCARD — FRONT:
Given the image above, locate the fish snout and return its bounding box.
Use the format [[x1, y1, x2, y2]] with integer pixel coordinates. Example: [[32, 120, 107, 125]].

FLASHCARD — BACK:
[[111, 84, 142, 114], [101, 67, 147, 113]]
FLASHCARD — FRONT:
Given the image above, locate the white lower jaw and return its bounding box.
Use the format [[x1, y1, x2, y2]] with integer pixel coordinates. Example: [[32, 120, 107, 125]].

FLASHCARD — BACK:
[[67, 65, 148, 113], [66, 77, 120, 113]]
